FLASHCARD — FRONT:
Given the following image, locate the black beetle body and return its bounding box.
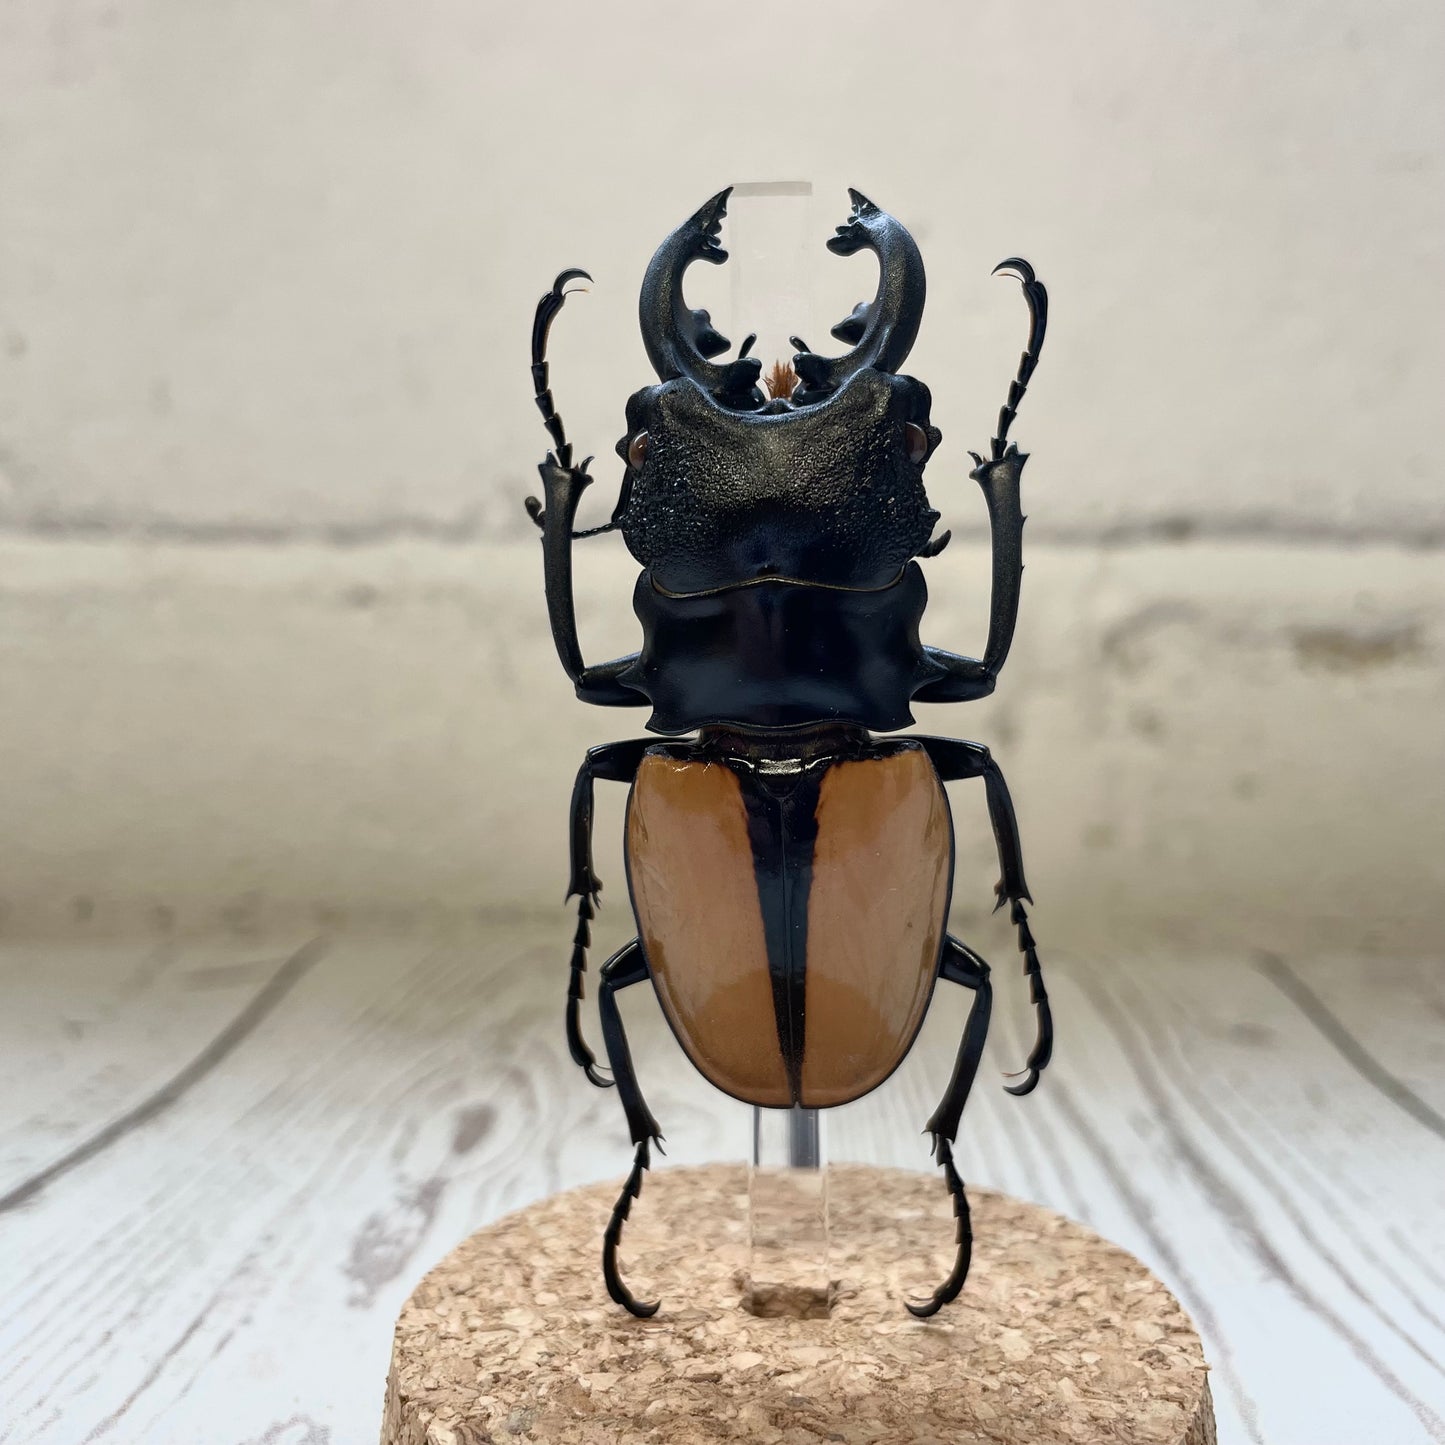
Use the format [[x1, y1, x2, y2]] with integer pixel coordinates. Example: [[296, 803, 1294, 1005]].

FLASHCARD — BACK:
[[526, 188, 1052, 1318], [618, 366, 940, 595]]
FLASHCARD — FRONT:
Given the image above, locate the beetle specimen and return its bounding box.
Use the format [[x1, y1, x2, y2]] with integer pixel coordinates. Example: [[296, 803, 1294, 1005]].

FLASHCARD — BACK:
[[525, 188, 1051, 1318]]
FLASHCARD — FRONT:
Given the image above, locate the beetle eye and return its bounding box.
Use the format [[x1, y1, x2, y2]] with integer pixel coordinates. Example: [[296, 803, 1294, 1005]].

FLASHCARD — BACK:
[[627, 432, 650, 470], [905, 423, 928, 464]]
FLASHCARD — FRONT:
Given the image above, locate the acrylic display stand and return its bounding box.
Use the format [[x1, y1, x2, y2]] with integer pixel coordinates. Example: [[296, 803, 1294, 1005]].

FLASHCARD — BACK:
[[729, 181, 834, 1317], [395, 182, 1218, 1441], [378, 1163, 1216, 1444], [746, 1103, 828, 1317]]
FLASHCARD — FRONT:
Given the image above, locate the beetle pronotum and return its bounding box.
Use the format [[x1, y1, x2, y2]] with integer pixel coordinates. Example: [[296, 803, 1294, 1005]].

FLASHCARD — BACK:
[[526, 187, 1052, 1317]]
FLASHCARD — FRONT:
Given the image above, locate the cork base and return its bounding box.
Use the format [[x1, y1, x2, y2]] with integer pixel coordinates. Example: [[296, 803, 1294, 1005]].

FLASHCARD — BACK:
[[380, 1163, 1215, 1445]]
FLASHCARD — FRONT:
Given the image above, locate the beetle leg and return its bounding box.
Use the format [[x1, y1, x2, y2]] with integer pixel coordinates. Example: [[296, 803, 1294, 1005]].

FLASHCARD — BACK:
[[973, 754, 1053, 1095], [1002, 898, 1053, 1097], [565, 891, 609, 1088], [914, 261, 1047, 700], [525, 274, 648, 708], [987, 258, 1048, 462], [908, 936, 992, 1318], [925, 938, 994, 1144], [565, 741, 653, 1088], [527, 272, 627, 541], [534, 458, 647, 707], [597, 941, 665, 1318], [914, 445, 1026, 699], [912, 736, 1054, 1095], [527, 269, 590, 492]]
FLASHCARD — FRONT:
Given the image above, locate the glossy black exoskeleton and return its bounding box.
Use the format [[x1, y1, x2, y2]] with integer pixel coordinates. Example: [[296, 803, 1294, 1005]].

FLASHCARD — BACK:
[[525, 187, 1052, 1318]]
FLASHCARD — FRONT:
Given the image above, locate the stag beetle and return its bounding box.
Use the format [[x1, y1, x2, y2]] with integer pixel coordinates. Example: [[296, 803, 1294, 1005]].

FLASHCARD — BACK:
[[525, 187, 1052, 1318]]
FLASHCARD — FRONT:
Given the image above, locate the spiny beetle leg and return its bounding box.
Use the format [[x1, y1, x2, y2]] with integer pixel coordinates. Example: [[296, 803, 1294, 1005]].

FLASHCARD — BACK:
[[564, 751, 609, 1088], [565, 890, 610, 1089], [911, 736, 1054, 1096], [528, 269, 592, 481], [910, 936, 991, 1316], [1003, 898, 1053, 1096], [988, 258, 1048, 462], [906, 1137, 973, 1320], [597, 941, 664, 1317], [526, 270, 624, 539], [603, 1138, 659, 1318], [912, 260, 1047, 704], [924, 937, 993, 1144], [525, 277, 643, 705], [563, 741, 653, 1088]]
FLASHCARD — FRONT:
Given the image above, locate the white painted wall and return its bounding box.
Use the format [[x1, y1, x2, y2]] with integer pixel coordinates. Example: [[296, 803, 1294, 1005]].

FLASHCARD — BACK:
[[0, 2, 1440, 947], [1, 536, 1440, 953], [1, 0, 1440, 541]]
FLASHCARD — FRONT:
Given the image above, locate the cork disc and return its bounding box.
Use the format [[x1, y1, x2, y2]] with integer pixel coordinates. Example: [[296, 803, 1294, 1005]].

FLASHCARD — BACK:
[[380, 1163, 1215, 1445]]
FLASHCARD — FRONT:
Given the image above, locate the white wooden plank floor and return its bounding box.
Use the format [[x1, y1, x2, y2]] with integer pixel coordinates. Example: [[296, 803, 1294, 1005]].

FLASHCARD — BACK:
[[0, 929, 1441, 1445]]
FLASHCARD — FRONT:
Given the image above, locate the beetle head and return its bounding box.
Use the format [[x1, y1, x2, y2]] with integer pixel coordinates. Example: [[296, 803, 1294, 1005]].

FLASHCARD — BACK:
[[616, 188, 944, 596]]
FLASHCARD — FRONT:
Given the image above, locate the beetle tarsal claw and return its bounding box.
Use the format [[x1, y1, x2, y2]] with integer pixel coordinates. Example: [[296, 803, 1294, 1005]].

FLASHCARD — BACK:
[[905, 1289, 949, 1320], [991, 256, 1035, 284], [907, 1135, 973, 1316], [551, 267, 592, 294], [602, 1137, 661, 1317]]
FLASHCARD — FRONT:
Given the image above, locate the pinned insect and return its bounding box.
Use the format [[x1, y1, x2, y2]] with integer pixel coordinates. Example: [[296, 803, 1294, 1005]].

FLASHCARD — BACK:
[[526, 187, 1052, 1317]]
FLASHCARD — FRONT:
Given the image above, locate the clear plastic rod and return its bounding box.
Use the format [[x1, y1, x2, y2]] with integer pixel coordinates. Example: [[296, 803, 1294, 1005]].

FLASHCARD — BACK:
[[730, 179, 833, 1318], [753, 1102, 823, 1171], [747, 1106, 830, 1318]]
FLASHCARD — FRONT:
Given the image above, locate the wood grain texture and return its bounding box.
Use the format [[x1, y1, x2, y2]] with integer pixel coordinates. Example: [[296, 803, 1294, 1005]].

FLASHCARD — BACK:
[[381, 1165, 1215, 1445], [0, 929, 1441, 1444]]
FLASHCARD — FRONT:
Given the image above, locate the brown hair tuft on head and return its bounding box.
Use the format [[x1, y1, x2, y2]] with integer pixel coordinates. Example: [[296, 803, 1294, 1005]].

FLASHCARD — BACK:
[[764, 360, 799, 400]]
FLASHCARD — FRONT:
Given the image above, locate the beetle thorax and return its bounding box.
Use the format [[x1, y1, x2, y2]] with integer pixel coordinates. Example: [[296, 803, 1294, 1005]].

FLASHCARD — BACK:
[[618, 370, 940, 595]]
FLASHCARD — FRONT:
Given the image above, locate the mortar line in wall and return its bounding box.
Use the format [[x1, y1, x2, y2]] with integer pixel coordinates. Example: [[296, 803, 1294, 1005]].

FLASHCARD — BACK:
[[1, 519, 1443, 550]]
